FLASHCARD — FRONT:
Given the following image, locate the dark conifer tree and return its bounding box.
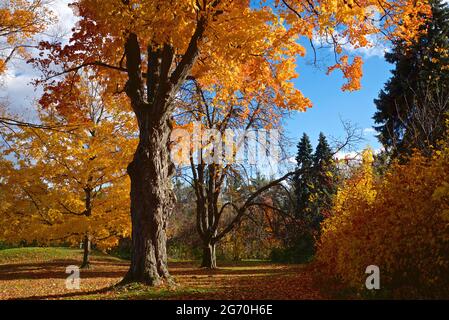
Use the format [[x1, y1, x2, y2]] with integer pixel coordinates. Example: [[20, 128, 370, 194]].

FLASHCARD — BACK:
[[373, 0, 449, 157], [288, 133, 339, 263], [293, 133, 314, 219], [311, 132, 337, 229]]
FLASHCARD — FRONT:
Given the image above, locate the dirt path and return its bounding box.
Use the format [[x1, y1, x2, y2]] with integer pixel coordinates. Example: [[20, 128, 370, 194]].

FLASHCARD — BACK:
[[0, 249, 326, 300]]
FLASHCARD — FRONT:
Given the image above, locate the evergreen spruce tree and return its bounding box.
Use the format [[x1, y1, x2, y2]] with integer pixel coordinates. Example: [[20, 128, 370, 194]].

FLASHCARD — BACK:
[[293, 133, 314, 219], [288, 133, 338, 263], [373, 0, 449, 157], [311, 132, 337, 229], [286, 133, 315, 262]]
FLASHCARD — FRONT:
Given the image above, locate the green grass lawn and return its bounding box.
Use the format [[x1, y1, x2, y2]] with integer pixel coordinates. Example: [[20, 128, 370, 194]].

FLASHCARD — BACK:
[[0, 247, 81, 264], [0, 247, 121, 265]]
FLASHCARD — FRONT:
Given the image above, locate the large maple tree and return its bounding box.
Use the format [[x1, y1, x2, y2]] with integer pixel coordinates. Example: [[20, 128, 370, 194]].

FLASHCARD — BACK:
[[32, 0, 429, 285]]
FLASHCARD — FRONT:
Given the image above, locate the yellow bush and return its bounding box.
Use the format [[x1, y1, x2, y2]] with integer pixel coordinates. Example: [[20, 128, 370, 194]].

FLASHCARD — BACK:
[[316, 147, 449, 298]]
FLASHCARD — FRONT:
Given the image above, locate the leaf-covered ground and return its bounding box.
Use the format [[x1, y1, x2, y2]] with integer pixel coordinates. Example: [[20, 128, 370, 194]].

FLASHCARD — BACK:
[[0, 247, 327, 300]]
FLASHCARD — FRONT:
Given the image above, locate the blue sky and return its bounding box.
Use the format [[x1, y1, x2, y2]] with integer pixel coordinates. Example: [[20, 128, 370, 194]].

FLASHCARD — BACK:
[[284, 46, 391, 154]]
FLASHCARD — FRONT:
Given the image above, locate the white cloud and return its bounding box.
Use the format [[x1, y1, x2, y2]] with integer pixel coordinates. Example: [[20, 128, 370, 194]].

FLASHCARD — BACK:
[[345, 41, 388, 59], [45, 1, 79, 42], [363, 127, 376, 135], [335, 147, 384, 162], [287, 156, 297, 164], [335, 150, 361, 161], [312, 32, 387, 59], [0, 62, 41, 121], [0, 0, 77, 120], [310, 7, 388, 59]]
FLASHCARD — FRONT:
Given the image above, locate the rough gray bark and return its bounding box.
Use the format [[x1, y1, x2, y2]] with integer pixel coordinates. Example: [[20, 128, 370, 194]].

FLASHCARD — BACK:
[[201, 243, 217, 269], [192, 161, 221, 269], [121, 18, 206, 284], [124, 113, 174, 284]]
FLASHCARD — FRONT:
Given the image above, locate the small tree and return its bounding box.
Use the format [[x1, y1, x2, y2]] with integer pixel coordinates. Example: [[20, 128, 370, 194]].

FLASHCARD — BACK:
[[173, 78, 291, 268], [0, 78, 135, 268]]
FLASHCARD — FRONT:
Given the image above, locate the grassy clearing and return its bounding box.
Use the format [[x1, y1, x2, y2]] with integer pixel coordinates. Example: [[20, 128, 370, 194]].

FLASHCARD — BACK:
[[0, 247, 121, 265], [0, 247, 326, 300], [0, 247, 82, 264]]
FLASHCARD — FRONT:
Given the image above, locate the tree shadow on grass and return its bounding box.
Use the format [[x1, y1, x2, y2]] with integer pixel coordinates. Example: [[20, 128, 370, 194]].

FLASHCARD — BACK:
[[1, 259, 319, 300], [12, 284, 118, 300], [169, 261, 300, 277], [0, 260, 127, 281]]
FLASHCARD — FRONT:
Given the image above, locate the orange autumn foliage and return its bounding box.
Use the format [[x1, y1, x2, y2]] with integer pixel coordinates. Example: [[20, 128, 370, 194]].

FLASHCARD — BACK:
[[0, 77, 136, 250], [316, 146, 449, 298], [276, 0, 431, 90], [33, 0, 431, 114], [0, 0, 53, 74]]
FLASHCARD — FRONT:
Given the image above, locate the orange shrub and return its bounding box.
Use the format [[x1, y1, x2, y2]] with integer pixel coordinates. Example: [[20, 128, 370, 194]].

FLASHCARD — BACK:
[[316, 147, 449, 298]]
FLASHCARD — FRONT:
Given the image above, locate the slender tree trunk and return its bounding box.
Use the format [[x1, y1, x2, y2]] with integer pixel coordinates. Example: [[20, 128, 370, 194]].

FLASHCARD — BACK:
[[201, 241, 217, 269], [81, 181, 92, 270], [122, 114, 175, 285], [80, 234, 91, 269]]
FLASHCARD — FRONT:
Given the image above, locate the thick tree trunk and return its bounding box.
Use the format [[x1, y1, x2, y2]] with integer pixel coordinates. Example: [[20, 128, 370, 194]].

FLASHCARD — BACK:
[[122, 114, 175, 285], [120, 25, 204, 285], [80, 234, 91, 269], [201, 242, 217, 269]]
